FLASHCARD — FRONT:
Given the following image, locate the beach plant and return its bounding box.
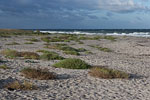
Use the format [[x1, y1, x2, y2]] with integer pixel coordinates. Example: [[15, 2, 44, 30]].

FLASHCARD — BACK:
[[20, 67, 56, 80], [6, 42, 20, 45], [103, 36, 117, 41], [1, 49, 19, 58], [53, 58, 90, 69], [90, 45, 112, 52], [36, 50, 52, 53], [44, 43, 67, 49], [1, 49, 40, 59], [19, 52, 40, 60], [24, 42, 34, 44], [78, 41, 84, 44], [59, 46, 78, 52], [63, 51, 80, 55], [40, 51, 64, 60], [26, 38, 39, 42], [5, 80, 37, 91], [85, 51, 93, 54], [89, 67, 129, 79], [0, 65, 10, 69], [41, 37, 51, 43], [77, 48, 87, 52]]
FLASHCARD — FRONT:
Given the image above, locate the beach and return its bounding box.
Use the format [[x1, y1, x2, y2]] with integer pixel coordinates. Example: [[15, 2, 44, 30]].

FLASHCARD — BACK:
[[0, 34, 150, 100]]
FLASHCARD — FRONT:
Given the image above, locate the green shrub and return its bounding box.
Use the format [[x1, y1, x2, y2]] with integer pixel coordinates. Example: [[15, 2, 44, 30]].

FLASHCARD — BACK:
[[40, 52, 64, 60], [41, 37, 51, 43], [36, 50, 51, 53], [103, 36, 117, 41], [6, 42, 20, 45], [44, 43, 67, 50], [89, 67, 129, 79], [24, 42, 34, 44], [63, 51, 80, 55], [59, 46, 78, 52], [26, 38, 39, 42], [53, 58, 90, 69], [77, 48, 87, 52], [85, 51, 93, 54], [90, 45, 112, 52]]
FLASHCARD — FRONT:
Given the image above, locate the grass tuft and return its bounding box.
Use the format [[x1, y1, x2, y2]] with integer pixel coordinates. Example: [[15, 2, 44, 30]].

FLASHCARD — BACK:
[[21, 67, 56, 80], [5, 81, 37, 91], [40, 51, 64, 60], [0, 65, 10, 69], [89, 67, 129, 79], [24, 42, 34, 44], [90, 45, 112, 52], [63, 51, 80, 55], [6, 42, 20, 45], [19, 52, 40, 60], [26, 38, 39, 42], [1, 49, 40, 59], [53, 58, 90, 69], [1, 49, 19, 59]]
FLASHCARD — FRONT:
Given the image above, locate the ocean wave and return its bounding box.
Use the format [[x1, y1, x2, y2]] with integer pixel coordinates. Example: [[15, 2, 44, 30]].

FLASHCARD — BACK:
[[40, 31, 150, 37]]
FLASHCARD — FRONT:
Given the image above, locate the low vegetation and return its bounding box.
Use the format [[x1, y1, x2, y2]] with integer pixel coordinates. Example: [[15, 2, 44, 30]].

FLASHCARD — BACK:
[[24, 42, 34, 44], [20, 67, 56, 80], [0, 29, 51, 36], [5, 81, 37, 91], [85, 51, 93, 54], [77, 48, 87, 52], [26, 38, 39, 42], [1, 49, 40, 59], [103, 36, 117, 41], [53, 58, 90, 69], [40, 51, 64, 60], [0, 65, 10, 69], [90, 45, 112, 52], [19, 52, 40, 60], [45, 44, 81, 56], [6, 42, 20, 45], [89, 67, 129, 79], [63, 51, 80, 55], [1, 49, 19, 59]]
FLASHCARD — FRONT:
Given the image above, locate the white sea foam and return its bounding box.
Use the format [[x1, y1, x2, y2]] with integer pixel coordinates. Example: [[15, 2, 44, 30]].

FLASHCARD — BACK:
[[40, 31, 150, 37]]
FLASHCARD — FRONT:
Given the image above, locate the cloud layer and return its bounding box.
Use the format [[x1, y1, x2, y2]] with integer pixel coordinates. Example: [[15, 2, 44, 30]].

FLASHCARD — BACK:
[[0, 0, 149, 16], [0, 0, 150, 28]]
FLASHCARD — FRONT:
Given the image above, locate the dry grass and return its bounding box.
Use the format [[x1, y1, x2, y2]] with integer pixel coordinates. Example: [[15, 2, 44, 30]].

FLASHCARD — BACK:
[[6, 42, 20, 45], [5, 81, 37, 91], [1, 49, 40, 59], [24, 42, 34, 44], [89, 45, 112, 52], [20, 67, 56, 80], [1, 49, 20, 58], [0, 65, 10, 69], [19, 52, 40, 60], [89, 67, 129, 79], [26, 38, 39, 42]]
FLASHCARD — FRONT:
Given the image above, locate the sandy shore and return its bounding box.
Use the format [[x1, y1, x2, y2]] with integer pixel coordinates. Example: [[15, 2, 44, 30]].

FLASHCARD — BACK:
[[0, 35, 150, 100]]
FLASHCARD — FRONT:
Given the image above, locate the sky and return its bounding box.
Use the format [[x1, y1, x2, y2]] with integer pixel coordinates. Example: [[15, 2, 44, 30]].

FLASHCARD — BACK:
[[0, 0, 150, 29]]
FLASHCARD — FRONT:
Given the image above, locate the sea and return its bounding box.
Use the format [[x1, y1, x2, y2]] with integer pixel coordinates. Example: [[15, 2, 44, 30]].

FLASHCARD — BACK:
[[33, 29, 150, 37]]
